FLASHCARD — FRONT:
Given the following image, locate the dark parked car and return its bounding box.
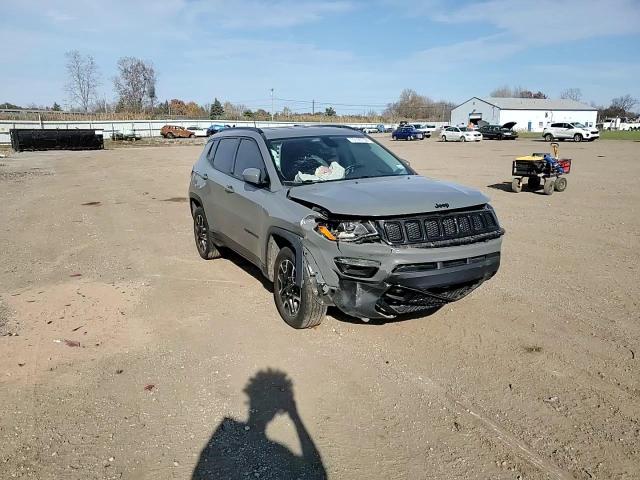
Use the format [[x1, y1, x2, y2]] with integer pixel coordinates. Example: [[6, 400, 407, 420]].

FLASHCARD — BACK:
[[392, 126, 424, 141], [478, 122, 518, 140], [206, 124, 230, 136]]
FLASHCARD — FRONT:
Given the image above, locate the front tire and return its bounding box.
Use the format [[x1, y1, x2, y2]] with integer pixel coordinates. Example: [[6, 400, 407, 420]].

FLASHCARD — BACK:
[[511, 178, 522, 193], [274, 247, 326, 329], [193, 206, 222, 260], [573, 133, 583, 142], [460, 136, 466, 142], [544, 133, 553, 142], [543, 179, 555, 195]]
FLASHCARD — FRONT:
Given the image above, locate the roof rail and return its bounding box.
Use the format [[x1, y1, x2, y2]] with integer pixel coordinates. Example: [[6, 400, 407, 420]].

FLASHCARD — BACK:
[[224, 126, 264, 134], [312, 124, 362, 132]]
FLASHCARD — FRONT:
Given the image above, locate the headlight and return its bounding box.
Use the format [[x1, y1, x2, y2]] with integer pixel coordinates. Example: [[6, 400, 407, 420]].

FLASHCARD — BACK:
[[315, 220, 380, 243]]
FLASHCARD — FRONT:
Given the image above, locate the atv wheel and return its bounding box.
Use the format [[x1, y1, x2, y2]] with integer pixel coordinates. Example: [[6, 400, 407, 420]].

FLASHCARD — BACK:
[[274, 247, 326, 329], [193, 206, 222, 260], [554, 177, 567, 192], [543, 179, 555, 195], [511, 178, 522, 193]]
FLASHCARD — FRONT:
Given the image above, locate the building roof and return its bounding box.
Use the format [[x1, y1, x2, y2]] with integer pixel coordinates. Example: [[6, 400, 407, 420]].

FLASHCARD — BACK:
[[479, 97, 596, 111]]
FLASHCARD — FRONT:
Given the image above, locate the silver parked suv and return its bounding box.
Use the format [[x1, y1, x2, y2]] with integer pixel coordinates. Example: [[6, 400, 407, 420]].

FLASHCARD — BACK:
[[189, 126, 504, 328]]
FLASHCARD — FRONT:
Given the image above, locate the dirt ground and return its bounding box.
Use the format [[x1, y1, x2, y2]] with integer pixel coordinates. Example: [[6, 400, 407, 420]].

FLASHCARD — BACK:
[[1, 136, 638, 480]]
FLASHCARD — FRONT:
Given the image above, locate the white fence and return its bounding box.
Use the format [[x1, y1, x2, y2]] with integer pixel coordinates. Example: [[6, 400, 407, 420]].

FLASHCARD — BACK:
[[0, 119, 449, 144]]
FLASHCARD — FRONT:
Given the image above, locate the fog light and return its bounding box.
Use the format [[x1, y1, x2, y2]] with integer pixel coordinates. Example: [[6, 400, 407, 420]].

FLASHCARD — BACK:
[[334, 257, 380, 278]]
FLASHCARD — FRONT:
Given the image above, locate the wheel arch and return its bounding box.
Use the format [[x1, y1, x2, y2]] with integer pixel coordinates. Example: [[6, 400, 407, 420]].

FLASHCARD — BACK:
[[264, 227, 304, 286], [189, 193, 204, 216]]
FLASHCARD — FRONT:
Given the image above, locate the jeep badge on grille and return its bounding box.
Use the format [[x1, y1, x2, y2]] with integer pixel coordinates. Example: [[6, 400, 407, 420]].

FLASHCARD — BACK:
[[435, 203, 449, 209]]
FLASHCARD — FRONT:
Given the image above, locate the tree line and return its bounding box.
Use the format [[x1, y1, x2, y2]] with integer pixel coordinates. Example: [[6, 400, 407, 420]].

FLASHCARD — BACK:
[[2, 54, 638, 122]]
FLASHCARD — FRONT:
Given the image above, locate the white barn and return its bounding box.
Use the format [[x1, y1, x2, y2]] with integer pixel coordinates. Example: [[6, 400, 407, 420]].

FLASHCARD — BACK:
[[450, 97, 598, 132]]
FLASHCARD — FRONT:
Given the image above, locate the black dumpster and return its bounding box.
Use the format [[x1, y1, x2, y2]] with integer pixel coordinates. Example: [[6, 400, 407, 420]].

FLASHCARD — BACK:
[[10, 129, 104, 152]]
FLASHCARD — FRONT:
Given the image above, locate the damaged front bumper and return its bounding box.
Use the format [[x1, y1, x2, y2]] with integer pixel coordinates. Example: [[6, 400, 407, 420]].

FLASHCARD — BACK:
[[301, 235, 502, 319]]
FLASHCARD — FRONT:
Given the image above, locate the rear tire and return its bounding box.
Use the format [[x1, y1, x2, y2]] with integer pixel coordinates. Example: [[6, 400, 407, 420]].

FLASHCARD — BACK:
[[273, 247, 326, 329], [189, 134, 195, 138], [192, 206, 222, 260], [442, 135, 447, 142], [166, 132, 175, 139], [543, 179, 555, 195], [544, 133, 553, 142], [554, 177, 567, 192]]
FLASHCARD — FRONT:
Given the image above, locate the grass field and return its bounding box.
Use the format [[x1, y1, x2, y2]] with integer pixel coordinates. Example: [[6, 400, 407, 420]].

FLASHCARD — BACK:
[[518, 130, 640, 140]]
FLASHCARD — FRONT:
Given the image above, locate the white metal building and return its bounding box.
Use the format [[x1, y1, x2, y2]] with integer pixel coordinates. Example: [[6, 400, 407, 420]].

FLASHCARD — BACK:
[[450, 97, 598, 132]]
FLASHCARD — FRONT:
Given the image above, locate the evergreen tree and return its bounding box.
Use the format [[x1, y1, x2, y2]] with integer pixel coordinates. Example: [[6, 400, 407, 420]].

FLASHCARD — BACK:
[[210, 98, 224, 119], [52, 102, 62, 111]]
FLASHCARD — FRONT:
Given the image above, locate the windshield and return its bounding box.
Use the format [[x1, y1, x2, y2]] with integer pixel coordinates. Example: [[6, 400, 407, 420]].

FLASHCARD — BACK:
[[267, 135, 412, 184]]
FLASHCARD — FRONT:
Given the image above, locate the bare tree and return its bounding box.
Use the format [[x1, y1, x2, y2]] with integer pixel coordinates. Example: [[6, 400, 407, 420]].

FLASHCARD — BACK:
[[383, 89, 453, 120], [611, 94, 638, 114], [65, 50, 100, 112], [490, 85, 513, 97], [490, 85, 547, 99], [560, 88, 583, 102], [113, 57, 156, 113]]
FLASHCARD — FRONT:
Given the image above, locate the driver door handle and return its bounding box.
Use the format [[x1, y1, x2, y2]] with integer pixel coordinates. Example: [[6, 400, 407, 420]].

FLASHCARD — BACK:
[[224, 185, 234, 193]]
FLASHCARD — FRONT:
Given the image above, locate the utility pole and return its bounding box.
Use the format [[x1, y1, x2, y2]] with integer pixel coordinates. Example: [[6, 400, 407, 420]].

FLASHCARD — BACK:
[[312, 99, 315, 115], [270, 88, 274, 122]]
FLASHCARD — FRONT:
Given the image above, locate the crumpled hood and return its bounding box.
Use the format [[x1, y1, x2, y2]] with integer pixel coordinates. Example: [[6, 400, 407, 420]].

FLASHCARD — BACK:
[[288, 175, 489, 216]]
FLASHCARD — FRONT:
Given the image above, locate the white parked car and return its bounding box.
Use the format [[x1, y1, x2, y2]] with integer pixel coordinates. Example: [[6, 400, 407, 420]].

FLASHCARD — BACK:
[[361, 126, 379, 134], [186, 126, 209, 137], [441, 126, 482, 142], [542, 122, 599, 142]]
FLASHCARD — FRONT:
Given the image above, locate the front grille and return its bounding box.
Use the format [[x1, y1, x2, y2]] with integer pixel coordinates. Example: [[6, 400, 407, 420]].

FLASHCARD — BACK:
[[378, 206, 503, 247]]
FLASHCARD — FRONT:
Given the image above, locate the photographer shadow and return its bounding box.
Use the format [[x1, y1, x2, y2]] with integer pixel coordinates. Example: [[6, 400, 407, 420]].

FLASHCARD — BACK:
[[192, 369, 326, 480]]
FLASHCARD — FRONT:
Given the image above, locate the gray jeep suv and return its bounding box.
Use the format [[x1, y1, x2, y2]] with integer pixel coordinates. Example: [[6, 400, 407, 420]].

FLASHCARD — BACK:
[[189, 126, 504, 328]]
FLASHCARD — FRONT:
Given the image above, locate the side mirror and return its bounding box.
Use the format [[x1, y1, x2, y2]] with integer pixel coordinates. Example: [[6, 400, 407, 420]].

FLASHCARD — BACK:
[[242, 167, 266, 186]]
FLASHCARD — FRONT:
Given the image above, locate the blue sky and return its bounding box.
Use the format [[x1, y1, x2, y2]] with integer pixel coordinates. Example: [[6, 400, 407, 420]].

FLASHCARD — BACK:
[[2, 0, 640, 113]]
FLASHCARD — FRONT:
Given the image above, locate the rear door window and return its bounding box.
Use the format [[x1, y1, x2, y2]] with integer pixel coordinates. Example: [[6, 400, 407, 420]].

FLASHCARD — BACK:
[[233, 139, 267, 180], [213, 138, 239, 175]]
